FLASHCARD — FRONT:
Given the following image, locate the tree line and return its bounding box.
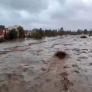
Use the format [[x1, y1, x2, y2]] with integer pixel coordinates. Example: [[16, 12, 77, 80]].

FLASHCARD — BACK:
[[30, 28, 92, 39], [0, 26, 92, 42]]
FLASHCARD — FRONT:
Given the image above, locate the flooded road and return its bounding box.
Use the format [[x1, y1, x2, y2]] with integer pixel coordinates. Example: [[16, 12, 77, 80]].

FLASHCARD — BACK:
[[0, 35, 92, 92]]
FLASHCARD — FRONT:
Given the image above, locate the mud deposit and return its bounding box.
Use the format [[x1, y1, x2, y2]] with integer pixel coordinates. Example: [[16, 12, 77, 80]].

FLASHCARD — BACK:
[[0, 35, 92, 92]]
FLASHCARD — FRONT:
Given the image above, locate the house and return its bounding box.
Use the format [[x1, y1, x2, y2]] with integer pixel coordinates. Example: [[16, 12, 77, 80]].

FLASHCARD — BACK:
[[0, 25, 25, 39], [25, 30, 31, 37], [0, 25, 6, 38]]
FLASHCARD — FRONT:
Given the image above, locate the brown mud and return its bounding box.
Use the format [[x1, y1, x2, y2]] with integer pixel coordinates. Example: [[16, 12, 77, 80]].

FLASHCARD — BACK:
[[0, 35, 92, 92]]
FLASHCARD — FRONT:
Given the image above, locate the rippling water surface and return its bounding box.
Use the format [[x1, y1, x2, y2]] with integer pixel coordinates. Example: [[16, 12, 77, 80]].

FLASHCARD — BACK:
[[0, 35, 92, 92]]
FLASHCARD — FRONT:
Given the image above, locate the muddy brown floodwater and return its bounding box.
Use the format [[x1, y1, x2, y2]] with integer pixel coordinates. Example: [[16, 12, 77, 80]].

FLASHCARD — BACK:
[[0, 35, 92, 92]]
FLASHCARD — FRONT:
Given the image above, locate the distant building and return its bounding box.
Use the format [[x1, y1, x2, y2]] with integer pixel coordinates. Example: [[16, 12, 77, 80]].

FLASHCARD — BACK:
[[0, 25, 26, 39], [25, 30, 31, 37], [0, 25, 6, 38]]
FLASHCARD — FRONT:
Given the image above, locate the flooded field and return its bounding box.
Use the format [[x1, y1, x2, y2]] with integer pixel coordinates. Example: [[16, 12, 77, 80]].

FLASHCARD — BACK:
[[0, 35, 92, 92]]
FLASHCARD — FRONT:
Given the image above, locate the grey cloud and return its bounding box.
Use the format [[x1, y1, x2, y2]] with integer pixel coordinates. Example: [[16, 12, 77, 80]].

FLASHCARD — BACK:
[[0, 0, 48, 13], [0, 0, 92, 30]]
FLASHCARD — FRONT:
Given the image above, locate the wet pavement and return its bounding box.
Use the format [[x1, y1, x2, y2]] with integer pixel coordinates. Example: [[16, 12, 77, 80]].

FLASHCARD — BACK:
[[0, 35, 92, 92]]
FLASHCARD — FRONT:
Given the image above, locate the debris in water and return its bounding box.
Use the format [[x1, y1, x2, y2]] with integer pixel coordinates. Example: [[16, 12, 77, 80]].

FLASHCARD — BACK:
[[73, 70, 80, 74], [63, 65, 70, 69], [80, 35, 87, 38], [72, 64, 78, 68], [54, 51, 67, 59], [41, 67, 46, 71]]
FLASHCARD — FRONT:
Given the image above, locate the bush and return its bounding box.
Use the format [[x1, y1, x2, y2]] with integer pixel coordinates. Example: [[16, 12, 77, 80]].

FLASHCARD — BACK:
[[31, 31, 42, 39], [0, 37, 5, 42], [30, 29, 44, 39], [7, 29, 18, 40], [17, 26, 25, 38]]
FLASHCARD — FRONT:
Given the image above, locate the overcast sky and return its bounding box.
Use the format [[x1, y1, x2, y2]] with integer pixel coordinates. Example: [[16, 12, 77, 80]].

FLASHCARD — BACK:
[[0, 0, 92, 30]]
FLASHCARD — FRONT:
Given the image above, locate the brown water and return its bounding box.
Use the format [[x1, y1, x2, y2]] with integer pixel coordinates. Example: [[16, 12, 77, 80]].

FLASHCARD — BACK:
[[0, 35, 92, 92]]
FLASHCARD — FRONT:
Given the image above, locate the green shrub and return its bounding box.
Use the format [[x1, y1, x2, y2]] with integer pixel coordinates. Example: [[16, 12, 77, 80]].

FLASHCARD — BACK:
[[7, 29, 18, 40], [0, 37, 5, 42], [17, 26, 25, 38], [31, 31, 42, 39]]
